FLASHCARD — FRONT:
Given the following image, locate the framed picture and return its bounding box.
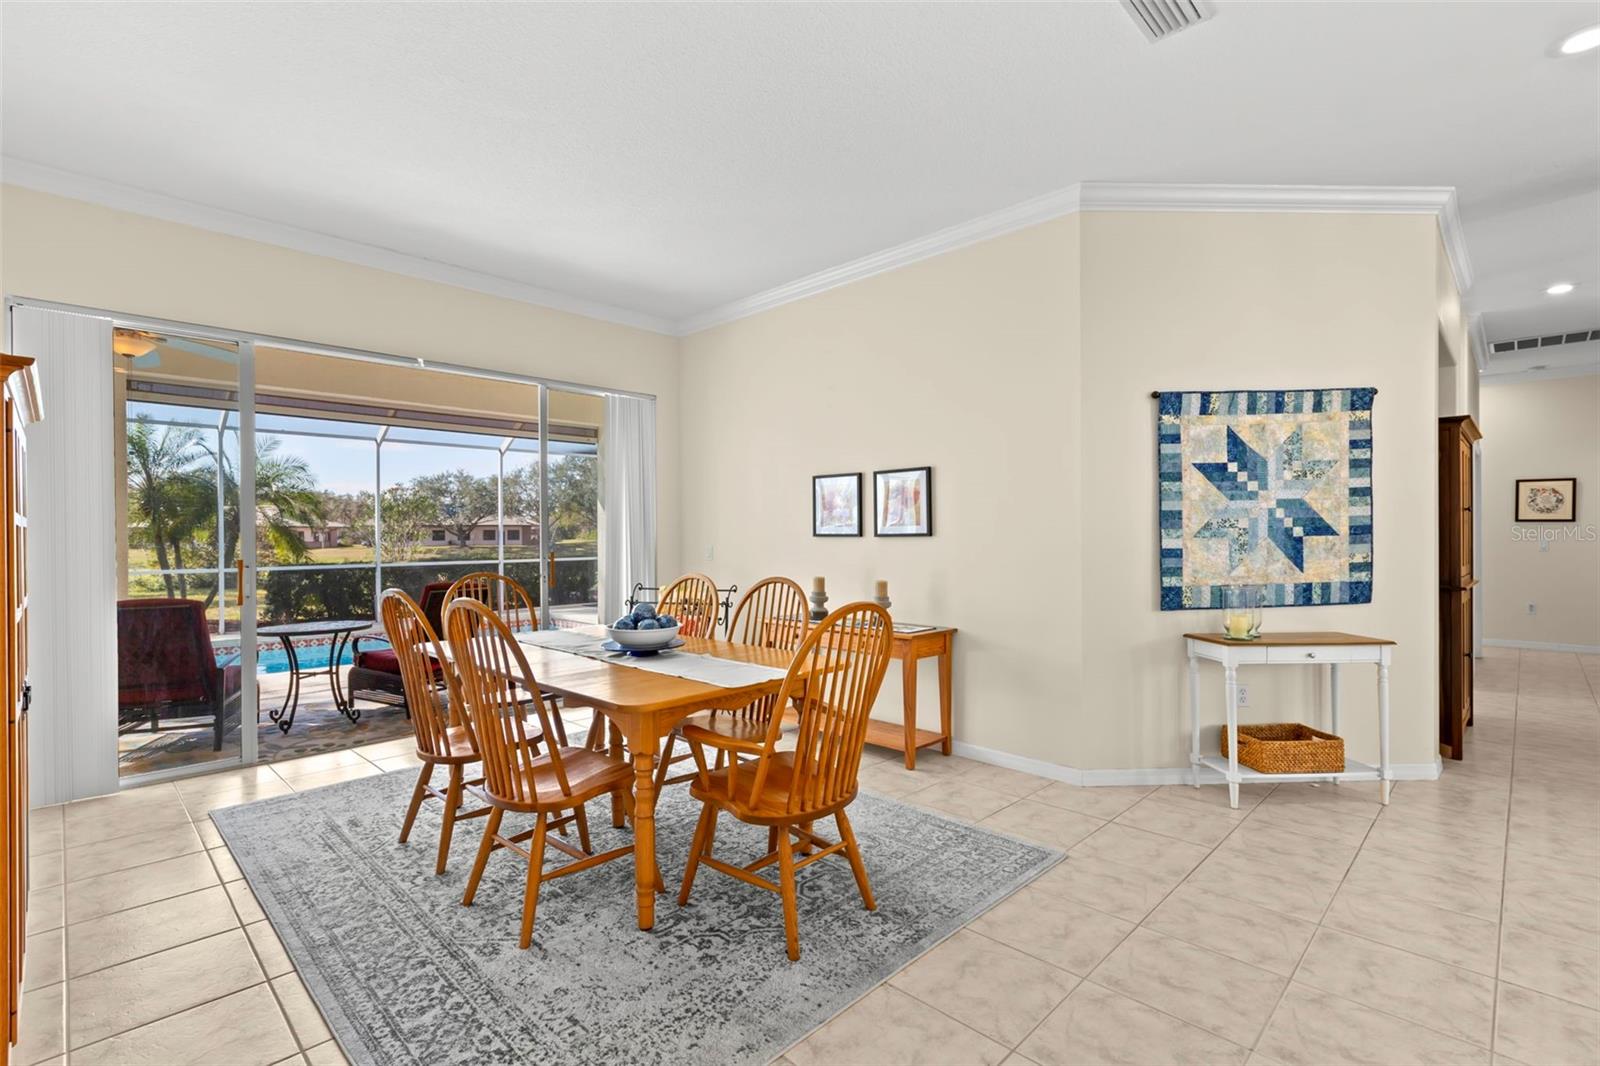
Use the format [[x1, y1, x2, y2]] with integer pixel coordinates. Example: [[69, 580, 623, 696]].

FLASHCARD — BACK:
[[1515, 477, 1577, 522], [813, 473, 862, 536], [874, 467, 933, 536]]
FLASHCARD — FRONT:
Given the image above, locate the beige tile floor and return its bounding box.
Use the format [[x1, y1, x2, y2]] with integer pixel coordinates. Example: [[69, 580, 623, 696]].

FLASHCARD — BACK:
[[16, 648, 1599, 1065]]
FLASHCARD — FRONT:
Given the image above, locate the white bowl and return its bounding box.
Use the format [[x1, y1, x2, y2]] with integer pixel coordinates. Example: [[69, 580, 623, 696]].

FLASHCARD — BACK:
[[606, 624, 680, 650]]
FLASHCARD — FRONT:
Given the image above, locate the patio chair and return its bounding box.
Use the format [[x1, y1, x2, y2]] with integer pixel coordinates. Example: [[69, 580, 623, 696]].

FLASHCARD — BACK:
[[346, 580, 452, 714], [116, 598, 245, 752]]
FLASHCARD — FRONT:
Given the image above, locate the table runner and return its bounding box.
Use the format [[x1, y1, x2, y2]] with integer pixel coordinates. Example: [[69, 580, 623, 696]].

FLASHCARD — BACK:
[[515, 632, 790, 688]]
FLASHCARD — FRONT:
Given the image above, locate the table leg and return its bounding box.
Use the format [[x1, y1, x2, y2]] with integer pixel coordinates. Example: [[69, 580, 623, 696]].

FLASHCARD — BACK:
[[1187, 650, 1200, 787], [631, 749, 660, 929], [937, 642, 953, 756], [273, 637, 299, 735], [1378, 658, 1391, 805], [331, 630, 359, 722], [1329, 662, 1342, 786], [901, 653, 919, 770], [1224, 664, 1240, 809], [608, 721, 626, 828]]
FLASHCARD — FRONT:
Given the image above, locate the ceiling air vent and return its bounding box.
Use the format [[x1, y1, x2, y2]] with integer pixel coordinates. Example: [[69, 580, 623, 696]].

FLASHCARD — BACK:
[[1120, 0, 1212, 42], [1491, 328, 1600, 354]]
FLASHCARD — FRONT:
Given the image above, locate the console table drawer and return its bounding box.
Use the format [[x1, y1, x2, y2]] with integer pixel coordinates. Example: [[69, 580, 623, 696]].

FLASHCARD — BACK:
[[1264, 645, 1380, 664]]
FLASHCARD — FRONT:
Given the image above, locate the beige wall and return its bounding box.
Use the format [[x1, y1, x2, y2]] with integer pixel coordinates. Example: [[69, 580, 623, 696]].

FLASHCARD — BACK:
[[682, 210, 1444, 772], [1480, 373, 1600, 649], [1, 184, 680, 574], [680, 217, 1082, 764], [1074, 212, 1441, 770]]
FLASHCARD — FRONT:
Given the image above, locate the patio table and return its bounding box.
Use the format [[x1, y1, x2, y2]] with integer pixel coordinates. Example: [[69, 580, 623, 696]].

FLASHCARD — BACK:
[[257, 619, 378, 734]]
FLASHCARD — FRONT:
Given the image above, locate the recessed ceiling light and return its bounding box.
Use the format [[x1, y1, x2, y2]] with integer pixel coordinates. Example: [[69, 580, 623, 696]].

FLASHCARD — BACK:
[[1546, 282, 1576, 295], [1559, 24, 1600, 55]]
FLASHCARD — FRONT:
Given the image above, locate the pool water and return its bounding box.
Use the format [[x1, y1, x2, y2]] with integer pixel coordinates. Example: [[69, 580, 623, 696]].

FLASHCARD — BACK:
[[217, 641, 368, 675]]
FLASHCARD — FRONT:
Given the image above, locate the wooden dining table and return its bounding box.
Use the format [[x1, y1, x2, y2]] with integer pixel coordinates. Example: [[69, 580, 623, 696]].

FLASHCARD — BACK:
[[478, 625, 824, 931]]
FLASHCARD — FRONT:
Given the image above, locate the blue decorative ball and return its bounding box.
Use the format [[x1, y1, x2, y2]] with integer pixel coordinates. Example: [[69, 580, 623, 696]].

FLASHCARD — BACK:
[[612, 616, 636, 630], [637, 618, 661, 630], [632, 603, 657, 621], [656, 614, 677, 628]]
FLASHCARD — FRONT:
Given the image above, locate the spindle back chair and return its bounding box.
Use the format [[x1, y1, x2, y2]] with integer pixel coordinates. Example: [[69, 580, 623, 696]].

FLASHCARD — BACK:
[[677, 601, 894, 960], [445, 596, 634, 949], [657, 572, 720, 638], [653, 576, 811, 790], [381, 588, 490, 874]]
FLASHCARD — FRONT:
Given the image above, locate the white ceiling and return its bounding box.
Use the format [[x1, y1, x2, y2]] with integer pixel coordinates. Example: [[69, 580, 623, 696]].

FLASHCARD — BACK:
[[2, 2, 1597, 352]]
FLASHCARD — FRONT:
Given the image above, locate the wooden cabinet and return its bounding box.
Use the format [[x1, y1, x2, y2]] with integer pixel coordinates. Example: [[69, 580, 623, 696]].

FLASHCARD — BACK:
[[1439, 415, 1481, 761], [0, 355, 39, 1063]]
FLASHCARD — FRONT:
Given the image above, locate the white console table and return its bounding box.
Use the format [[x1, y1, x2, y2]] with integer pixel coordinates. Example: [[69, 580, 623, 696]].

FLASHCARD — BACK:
[[1184, 631, 1395, 809]]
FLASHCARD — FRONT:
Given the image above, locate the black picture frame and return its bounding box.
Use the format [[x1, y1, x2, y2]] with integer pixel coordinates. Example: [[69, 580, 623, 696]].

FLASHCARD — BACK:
[[873, 466, 933, 537], [812, 472, 863, 537], [1515, 477, 1577, 522]]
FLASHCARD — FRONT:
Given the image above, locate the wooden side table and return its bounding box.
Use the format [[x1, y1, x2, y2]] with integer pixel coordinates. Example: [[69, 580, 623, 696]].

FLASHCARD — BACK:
[[865, 626, 957, 769], [1184, 630, 1395, 808]]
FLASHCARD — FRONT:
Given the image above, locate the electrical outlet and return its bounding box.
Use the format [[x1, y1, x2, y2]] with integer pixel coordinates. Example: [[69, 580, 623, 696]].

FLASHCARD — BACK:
[[1236, 685, 1249, 707], [704, 545, 714, 561], [1528, 602, 1537, 615]]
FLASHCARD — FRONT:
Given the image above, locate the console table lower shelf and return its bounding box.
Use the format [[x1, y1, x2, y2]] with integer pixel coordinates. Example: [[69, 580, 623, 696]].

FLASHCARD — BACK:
[[1184, 630, 1395, 809]]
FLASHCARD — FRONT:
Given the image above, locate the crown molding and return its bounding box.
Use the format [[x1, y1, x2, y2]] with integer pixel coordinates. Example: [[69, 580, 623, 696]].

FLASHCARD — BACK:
[[673, 185, 1084, 335], [0, 157, 677, 336], [2, 160, 1475, 341], [681, 181, 1472, 335]]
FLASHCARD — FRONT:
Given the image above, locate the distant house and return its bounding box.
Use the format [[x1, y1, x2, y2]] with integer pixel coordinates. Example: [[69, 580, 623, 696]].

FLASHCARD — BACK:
[[286, 521, 350, 549], [426, 516, 539, 547]]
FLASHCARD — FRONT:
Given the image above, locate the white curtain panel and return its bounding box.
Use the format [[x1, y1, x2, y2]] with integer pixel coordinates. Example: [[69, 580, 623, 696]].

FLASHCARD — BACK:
[[598, 393, 657, 625], [9, 305, 120, 804]]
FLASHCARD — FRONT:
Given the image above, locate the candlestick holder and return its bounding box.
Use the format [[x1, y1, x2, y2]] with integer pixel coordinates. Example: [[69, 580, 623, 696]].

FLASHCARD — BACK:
[[809, 587, 829, 622]]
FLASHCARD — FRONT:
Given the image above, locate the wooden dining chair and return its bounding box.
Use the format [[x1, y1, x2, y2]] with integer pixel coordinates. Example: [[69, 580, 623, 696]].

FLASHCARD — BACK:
[[653, 576, 810, 790], [447, 570, 569, 746], [657, 572, 721, 638], [446, 570, 541, 633], [677, 601, 894, 961], [446, 595, 636, 950], [381, 588, 494, 875]]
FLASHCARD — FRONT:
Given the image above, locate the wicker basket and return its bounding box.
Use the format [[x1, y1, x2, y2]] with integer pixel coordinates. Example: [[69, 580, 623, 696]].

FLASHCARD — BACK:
[[1220, 723, 1344, 774]]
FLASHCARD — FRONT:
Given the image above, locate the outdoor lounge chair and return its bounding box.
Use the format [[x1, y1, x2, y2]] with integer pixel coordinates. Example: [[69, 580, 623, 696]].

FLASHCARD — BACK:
[[346, 580, 451, 714], [116, 598, 245, 751]]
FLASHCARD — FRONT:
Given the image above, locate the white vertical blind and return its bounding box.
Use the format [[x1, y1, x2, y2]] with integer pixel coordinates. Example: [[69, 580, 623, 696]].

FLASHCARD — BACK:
[[11, 306, 120, 804], [598, 394, 656, 624]]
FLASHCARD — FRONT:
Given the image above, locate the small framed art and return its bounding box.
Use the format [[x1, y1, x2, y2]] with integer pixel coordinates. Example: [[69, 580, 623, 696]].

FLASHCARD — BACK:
[[1515, 477, 1577, 522], [874, 466, 932, 536], [813, 473, 863, 536]]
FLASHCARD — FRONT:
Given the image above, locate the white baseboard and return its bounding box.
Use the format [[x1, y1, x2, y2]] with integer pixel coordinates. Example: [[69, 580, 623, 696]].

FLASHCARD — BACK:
[[1483, 638, 1600, 655], [950, 741, 1442, 787]]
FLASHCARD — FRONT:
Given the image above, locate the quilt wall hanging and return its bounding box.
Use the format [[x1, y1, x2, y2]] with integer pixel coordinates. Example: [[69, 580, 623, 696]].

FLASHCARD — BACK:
[[1156, 387, 1375, 610]]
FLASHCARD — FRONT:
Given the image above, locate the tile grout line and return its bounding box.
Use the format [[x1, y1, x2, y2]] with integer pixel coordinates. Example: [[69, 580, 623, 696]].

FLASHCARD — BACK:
[[58, 884, 236, 982], [1004, 783, 1289, 1056], [1488, 647, 1524, 1059], [196, 791, 311, 1054]]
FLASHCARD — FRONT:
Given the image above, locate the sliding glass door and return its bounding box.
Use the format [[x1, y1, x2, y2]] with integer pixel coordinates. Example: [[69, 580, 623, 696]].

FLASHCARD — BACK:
[[116, 330, 258, 782], [543, 387, 602, 626]]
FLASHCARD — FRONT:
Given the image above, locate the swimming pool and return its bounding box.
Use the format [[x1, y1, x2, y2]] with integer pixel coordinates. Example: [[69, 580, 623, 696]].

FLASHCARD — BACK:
[[216, 640, 369, 675]]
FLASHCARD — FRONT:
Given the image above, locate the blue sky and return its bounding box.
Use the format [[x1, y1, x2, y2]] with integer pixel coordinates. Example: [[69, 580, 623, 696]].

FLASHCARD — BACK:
[[131, 400, 558, 497]]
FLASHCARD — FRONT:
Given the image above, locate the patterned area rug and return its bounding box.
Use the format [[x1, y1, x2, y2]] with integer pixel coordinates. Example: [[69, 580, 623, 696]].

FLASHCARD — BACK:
[[213, 770, 1061, 1066]]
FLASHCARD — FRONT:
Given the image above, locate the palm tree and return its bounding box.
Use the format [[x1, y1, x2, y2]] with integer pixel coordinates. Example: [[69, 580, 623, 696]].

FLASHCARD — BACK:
[[126, 418, 211, 598], [202, 436, 326, 609]]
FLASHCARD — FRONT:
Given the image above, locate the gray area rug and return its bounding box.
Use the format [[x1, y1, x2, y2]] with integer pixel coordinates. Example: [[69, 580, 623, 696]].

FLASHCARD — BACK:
[[213, 769, 1061, 1066]]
